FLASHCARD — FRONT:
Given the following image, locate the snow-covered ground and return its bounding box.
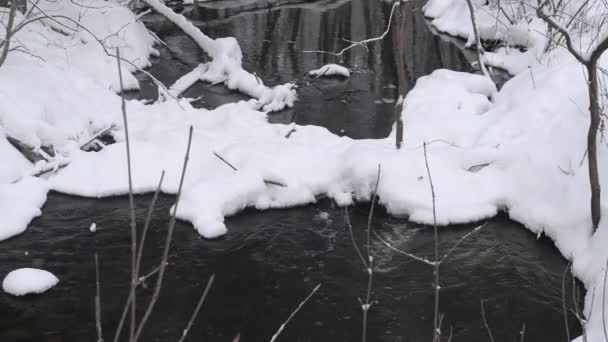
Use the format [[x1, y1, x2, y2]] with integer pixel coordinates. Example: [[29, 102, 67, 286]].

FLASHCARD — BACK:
[[0, 0, 607, 339]]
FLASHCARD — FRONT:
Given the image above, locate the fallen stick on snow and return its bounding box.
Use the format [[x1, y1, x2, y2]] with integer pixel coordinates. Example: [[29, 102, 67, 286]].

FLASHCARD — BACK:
[[80, 124, 117, 151], [212, 151, 287, 187]]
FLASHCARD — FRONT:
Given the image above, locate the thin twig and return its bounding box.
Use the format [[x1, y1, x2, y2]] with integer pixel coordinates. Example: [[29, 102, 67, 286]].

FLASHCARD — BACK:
[[361, 164, 381, 342], [562, 259, 572, 342], [133, 126, 194, 342], [137, 263, 166, 285], [481, 298, 496, 342], [603, 258, 608, 342], [135, 171, 166, 282], [212, 151, 287, 187], [424, 142, 441, 342], [95, 253, 103, 342], [177, 274, 215, 342], [345, 207, 368, 268], [439, 223, 488, 264], [302, 1, 400, 57], [269, 283, 321, 342], [373, 231, 436, 266], [116, 48, 138, 342]]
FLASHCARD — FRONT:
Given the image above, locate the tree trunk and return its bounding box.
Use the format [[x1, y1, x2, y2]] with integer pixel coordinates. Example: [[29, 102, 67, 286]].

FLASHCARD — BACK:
[[586, 63, 601, 231]]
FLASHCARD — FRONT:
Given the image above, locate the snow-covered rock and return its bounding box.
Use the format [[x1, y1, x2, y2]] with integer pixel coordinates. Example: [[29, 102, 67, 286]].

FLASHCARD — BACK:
[[2, 268, 59, 296], [308, 64, 351, 78]]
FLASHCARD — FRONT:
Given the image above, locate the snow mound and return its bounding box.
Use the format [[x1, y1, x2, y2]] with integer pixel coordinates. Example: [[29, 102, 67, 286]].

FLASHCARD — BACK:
[[309, 64, 351, 78], [2, 268, 59, 296], [423, 0, 547, 74], [0, 177, 49, 241]]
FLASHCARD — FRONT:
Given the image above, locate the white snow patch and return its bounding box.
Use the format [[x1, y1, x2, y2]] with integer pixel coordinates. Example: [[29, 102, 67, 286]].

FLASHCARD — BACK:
[[2, 268, 59, 296], [0, 177, 49, 241], [309, 64, 351, 78]]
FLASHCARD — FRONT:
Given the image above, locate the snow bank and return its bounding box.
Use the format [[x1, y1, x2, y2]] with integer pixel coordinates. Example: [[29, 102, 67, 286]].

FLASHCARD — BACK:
[[308, 64, 351, 78], [0, 177, 48, 241], [423, 0, 608, 337], [423, 0, 547, 74], [2, 268, 59, 296], [0, 0, 155, 240]]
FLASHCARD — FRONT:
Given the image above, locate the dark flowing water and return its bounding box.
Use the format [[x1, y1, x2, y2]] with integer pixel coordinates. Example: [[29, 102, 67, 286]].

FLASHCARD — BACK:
[[138, 0, 475, 139], [0, 0, 583, 341], [0, 193, 582, 342]]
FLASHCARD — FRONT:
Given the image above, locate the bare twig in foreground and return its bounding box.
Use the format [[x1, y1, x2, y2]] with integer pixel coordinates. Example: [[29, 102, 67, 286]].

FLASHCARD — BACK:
[[116, 47, 138, 342], [134, 125, 194, 342], [562, 260, 572, 342], [212, 151, 287, 187], [603, 258, 608, 342], [95, 253, 103, 342], [178, 274, 215, 342], [423, 142, 441, 342], [269, 283, 321, 342], [362, 164, 381, 342], [480, 298, 495, 342]]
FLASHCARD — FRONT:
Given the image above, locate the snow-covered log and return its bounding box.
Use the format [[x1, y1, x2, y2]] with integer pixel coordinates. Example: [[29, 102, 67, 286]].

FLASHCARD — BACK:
[[147, 0, 296, 111]]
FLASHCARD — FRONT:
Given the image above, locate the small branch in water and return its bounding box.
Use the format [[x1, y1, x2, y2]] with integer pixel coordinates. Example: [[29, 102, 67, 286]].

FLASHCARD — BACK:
[[424, 142, 441, 342], [374, 231, 436, 266], [116, 47, 138, 342], [269, 283, 321, 342], [94, 253, 103, 342], [480, 298, 495, 342], [302, 1, 401, 57], [134, 126, 194, 342], [178, 274, 215, 342], [562, 259, 572, 342], [438, 222, 488, 264]]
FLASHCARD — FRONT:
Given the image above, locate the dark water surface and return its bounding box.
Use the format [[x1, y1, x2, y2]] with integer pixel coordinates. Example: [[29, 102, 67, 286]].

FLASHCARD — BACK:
[[0, 0, 583, 341], [138, 0, 474, 139], [0, 193, 582, 342]]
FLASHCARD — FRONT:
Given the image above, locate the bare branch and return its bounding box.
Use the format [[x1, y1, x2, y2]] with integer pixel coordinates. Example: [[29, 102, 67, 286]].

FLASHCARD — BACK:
[[423, 142, 441, 342], [535, 0, 587, 63], [269, 283, 321, 342], [562, 259, 572, 342], [178, 274, 215, 342], [302, 1, 400, 57], [373, 231, 436, 266], [94, 253, 103, 342], [134, 126, 194, 342], [439, 222, 488, 264], [481, 298, 496, 342], [345, 207, 368, 268]]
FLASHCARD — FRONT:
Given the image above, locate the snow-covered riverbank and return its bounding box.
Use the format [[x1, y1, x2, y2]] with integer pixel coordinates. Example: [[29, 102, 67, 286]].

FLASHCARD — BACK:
[[1, 0, 607, 340]]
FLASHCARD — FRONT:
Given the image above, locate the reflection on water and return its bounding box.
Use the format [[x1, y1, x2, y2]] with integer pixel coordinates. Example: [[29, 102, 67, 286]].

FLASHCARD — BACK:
[[139, 0, 472, 138], [0, 193, 582, 342]]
